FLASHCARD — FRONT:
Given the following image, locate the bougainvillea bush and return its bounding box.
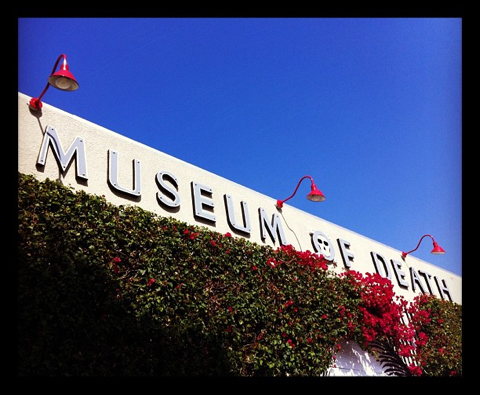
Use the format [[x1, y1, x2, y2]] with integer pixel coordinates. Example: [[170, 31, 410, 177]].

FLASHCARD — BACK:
[[407, 294, 462, 376], [17, 173, 462, 376]]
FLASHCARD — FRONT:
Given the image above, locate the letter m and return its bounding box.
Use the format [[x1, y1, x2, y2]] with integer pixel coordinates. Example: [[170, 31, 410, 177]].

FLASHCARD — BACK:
[[37, 125, 88, 180], [259, 207, 287, 246]]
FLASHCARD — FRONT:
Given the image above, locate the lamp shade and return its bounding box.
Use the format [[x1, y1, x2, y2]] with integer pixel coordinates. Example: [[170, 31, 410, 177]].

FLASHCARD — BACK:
[[48, 65, 79, 91], [307, 183, 326, 202], [431, 241, 446, 255]]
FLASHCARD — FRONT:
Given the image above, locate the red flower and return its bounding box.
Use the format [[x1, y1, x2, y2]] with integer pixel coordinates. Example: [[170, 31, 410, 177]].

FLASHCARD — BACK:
[[147, 278, 156, 287], [267, 258, 277, 267], [408, 364, 423, 376], [111, 256, 122, 274]]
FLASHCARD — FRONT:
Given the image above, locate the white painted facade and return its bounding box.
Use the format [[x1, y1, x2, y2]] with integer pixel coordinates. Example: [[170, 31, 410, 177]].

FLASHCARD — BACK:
[[326, 340, 388, 376], [18, 92, 461, 375]]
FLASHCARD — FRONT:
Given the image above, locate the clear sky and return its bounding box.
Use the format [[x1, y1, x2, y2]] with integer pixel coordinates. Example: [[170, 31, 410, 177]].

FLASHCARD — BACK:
[[18, 17, 462, 276]]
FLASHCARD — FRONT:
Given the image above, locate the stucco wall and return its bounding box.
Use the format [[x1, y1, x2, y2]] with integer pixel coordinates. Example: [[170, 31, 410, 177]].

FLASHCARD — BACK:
[[326, 340, 390, 376], [18, 92, 461, 304]]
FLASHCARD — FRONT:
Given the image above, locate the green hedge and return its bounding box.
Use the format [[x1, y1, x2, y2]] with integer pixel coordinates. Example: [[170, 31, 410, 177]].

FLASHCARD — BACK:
[[17, 173, 461, 376]]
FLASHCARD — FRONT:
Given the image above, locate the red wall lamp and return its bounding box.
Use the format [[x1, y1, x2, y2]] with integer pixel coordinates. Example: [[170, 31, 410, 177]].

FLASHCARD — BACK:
[[276, 175, 325, 209], [29, 54, 79, 111], [402, 234, 445, 259]]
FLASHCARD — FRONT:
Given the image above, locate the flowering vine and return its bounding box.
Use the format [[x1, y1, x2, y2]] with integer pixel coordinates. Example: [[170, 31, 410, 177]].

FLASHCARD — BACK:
[[18, 173, 462, 377], [266, 243, 461, 376], [406, 294, 462, 376]]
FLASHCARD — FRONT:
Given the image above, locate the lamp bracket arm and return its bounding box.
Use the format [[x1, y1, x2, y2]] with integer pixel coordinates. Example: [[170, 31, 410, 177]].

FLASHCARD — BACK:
[[403, 234, 434, 256], [36, 54, 67, 102], [279, 175, 313, 204]]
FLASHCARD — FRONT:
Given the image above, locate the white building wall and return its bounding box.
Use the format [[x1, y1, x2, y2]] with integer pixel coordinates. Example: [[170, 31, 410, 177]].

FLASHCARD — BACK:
[[326, 340, 389, 376], [18, 92, 461, 305]]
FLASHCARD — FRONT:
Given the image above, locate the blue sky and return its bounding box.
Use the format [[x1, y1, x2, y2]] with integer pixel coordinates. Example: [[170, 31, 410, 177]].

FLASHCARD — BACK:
[[18, 18, 462, 276]]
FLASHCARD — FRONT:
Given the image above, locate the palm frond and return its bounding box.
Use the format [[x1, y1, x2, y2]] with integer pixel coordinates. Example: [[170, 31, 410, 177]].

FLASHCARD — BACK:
[[369, 340, 412, 377]]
